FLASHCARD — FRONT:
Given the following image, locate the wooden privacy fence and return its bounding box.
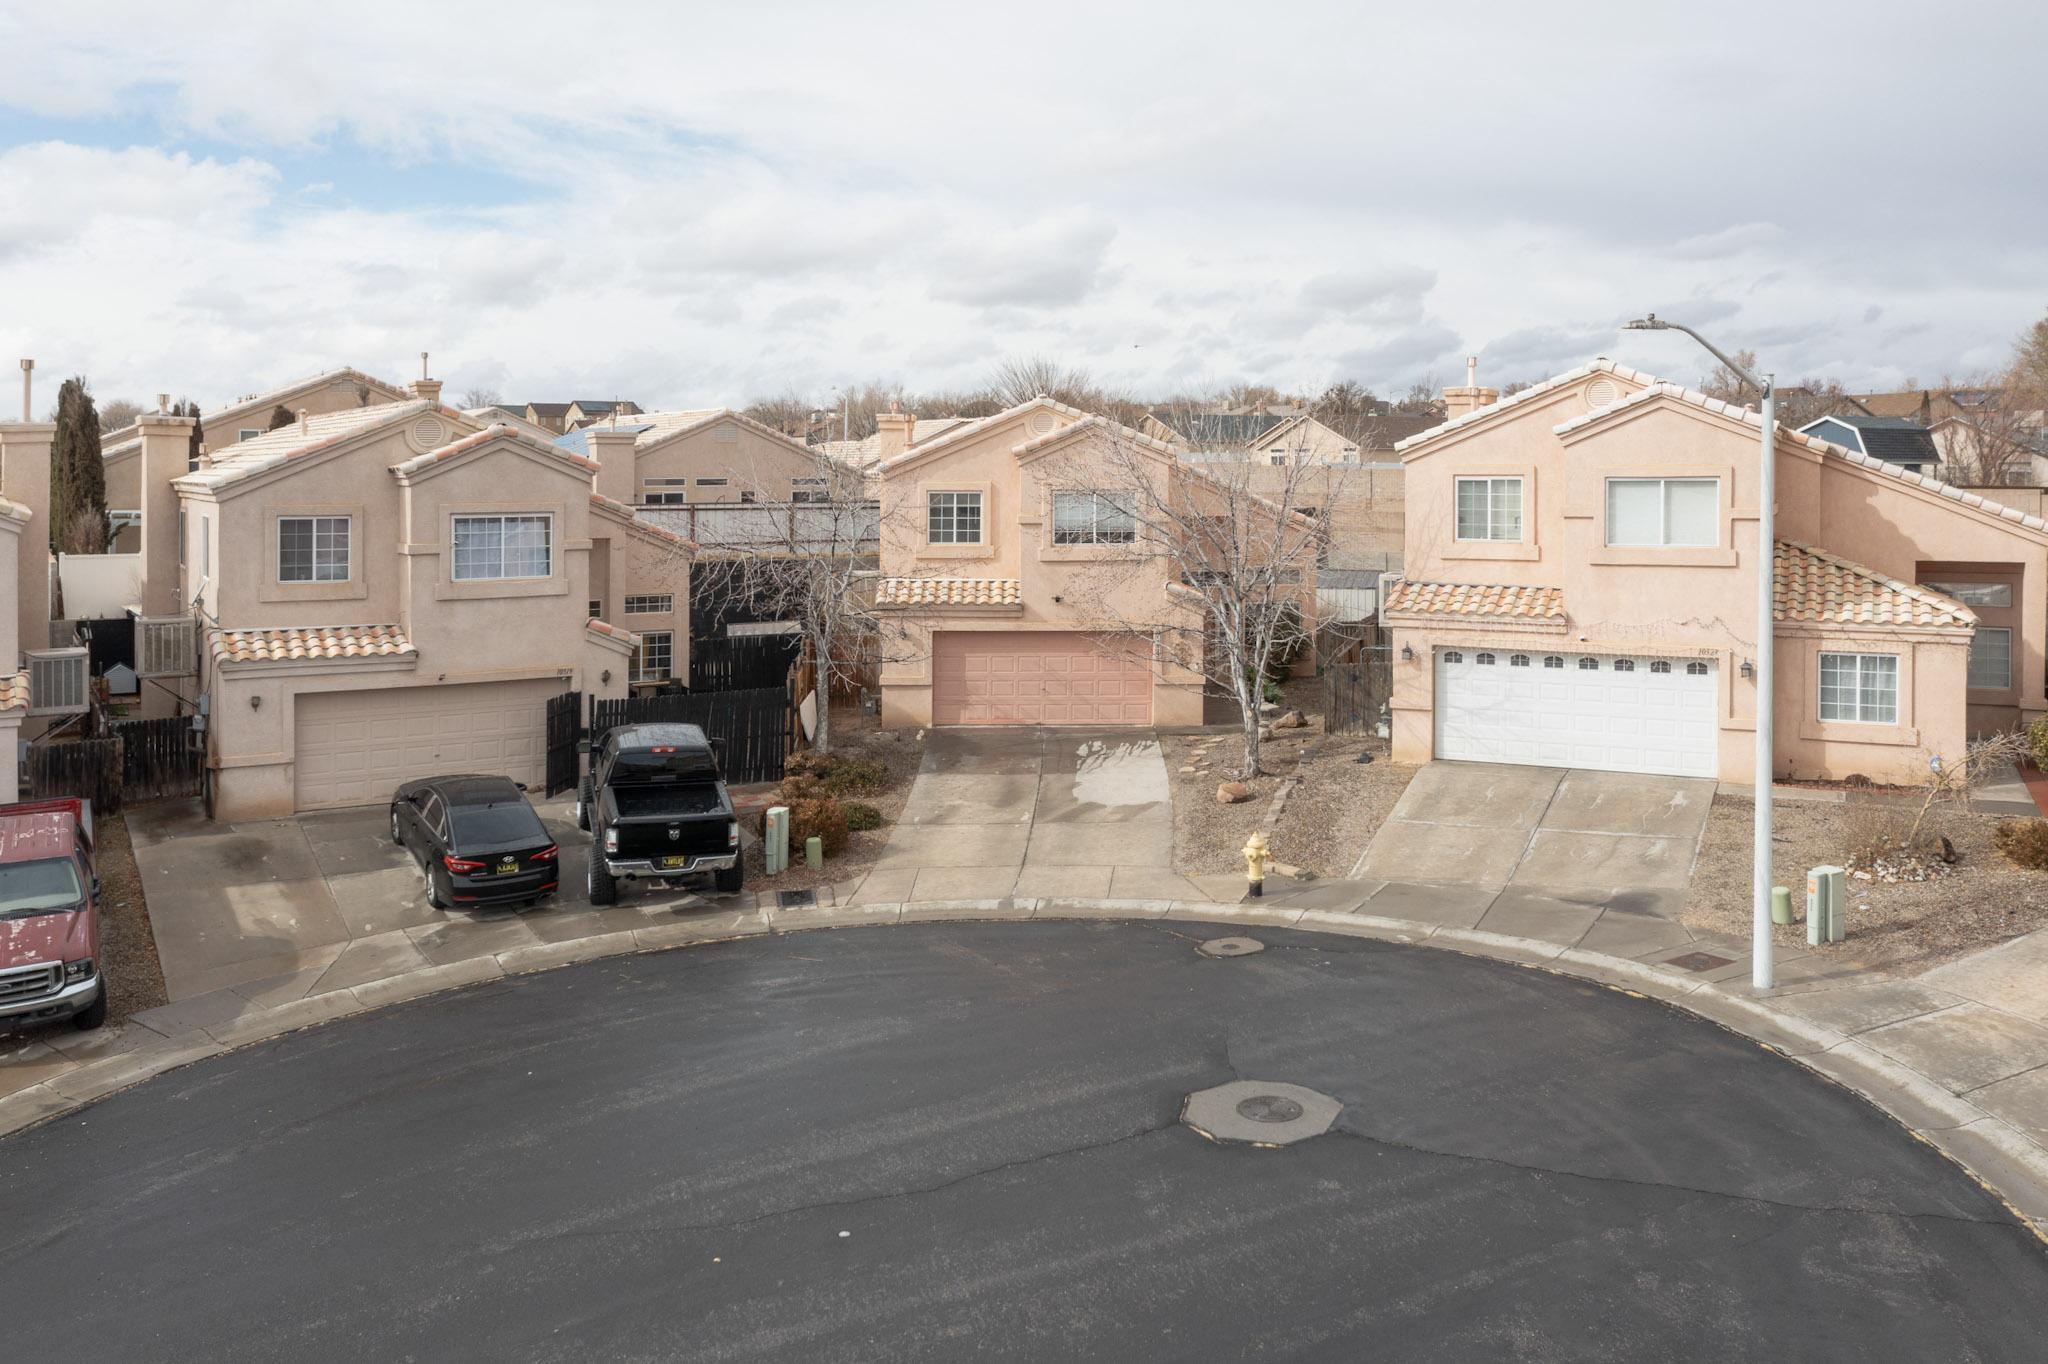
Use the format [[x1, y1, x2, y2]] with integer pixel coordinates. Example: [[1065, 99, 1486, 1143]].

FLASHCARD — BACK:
[[24, 715, 205, 811], [690, 633, 802, 693], [26, 738, 124, 813], [545, 690, 582, 797], [1324, 651, 1394, 736], [588, 687, 793, 784]]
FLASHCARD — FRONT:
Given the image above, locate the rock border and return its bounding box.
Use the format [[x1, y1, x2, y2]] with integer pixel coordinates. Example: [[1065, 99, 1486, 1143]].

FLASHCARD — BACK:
[[2, 897, 2043, 1244]]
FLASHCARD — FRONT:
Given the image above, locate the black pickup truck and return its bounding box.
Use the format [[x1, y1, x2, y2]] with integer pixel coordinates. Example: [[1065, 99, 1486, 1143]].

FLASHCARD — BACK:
[[577, 724, 744, 903]]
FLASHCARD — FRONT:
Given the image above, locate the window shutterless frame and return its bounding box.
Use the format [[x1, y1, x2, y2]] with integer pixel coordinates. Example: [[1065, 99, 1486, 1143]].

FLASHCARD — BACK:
[[1817, 651, 1899, 724], [927, 490, 983, 544], [1453, 476, 1522, 541], [451, 514, 552, 582], [277, 514, 351, 583], [1604, 477, 1718, 547]]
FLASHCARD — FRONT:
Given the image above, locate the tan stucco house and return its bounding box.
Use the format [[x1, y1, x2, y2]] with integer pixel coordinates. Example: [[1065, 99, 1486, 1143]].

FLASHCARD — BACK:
[[1384, 359, 2048, 785], [556, 409, 860, 507], [872, 398, 1307, 729]]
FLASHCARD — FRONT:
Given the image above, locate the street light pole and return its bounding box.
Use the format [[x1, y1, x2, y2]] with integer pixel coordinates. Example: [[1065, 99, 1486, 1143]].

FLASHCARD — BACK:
[[1624, 315, 1775, 990]]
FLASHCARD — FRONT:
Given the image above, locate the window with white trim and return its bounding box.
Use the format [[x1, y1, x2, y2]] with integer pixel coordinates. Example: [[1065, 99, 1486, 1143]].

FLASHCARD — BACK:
[[1051, 491, 1136, 545], [1443, 651, 1464, 664], [624, 594, 673, 615], [791, 477, 829, 504], [927, 490, 982, 544], [1819, 652, 1898, 724], [1454, 476, 1522, 541], [1605, 477, 1718, 547], [1968, 626, 2012, 691], [277, 515, 350, 582], [631, 630, 672, 683], [237, 428, 262, 441], [588, 600, 601, 618], [452, 514, 552, 581], [643, 477, 688, 506]]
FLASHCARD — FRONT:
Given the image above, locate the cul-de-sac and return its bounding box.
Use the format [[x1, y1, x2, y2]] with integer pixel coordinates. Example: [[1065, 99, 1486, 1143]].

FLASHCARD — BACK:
[[3, 8, 2048, 1358]]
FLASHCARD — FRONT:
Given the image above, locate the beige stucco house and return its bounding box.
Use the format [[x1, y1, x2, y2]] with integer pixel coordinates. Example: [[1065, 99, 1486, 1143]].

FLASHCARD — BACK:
[[558, 408, 860, 507], [872, 398, 1314, 729], [0, 407, 53, 799], [1384, 359, 2048, 786]]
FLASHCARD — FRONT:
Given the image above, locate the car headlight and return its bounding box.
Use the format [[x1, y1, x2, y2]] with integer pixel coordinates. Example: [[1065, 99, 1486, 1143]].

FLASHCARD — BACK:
[[64, 958, 94, 983], [603, 827, 619, 854], [727, 821, 739, 849]]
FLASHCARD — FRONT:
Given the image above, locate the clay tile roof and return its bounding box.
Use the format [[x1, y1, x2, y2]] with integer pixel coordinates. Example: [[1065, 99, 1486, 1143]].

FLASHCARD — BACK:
[[209, 623, 417, 665], [873, 577, 1023, 608], [0, 670, 29, 712], [586, 618, 642, 646], [1381, 579, 1566, 620], [1395, 358, 1659, 451], [1774, 541, 1976, 630], [389, 423, 599, 476]]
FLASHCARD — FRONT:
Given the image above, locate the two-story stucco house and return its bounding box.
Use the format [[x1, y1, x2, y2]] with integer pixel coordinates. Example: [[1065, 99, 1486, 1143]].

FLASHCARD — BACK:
[[125, 379, 693, 819], [871, 397, 1312, 729], [554, 408, 860, 507], [1383, 359, 2048, 786]]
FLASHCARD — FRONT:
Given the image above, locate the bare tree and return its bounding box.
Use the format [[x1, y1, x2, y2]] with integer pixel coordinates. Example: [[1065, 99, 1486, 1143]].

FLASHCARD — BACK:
[[98, 398, 144, 432], [1032, 416, 1327, 777], [984, 356, 1146, 426], [459, 386, 504, 409]]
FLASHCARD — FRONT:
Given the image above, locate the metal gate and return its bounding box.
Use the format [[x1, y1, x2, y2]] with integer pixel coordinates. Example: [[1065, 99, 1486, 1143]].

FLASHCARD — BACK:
[[545, 689, 582, 797]]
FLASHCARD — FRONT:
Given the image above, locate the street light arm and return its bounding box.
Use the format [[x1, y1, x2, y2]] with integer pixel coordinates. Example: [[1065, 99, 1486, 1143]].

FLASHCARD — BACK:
[[1624, 314, 1770, 397]]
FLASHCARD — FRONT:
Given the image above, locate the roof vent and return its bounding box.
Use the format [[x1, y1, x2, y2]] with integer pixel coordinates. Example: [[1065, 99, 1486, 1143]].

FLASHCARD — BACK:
[[1586, 378, 1621, 408], [411, 416, 447, 449], [1028, 411, 1056, 435]]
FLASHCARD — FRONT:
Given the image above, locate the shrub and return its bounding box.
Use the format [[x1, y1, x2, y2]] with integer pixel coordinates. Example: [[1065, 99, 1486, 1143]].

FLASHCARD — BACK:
[[785, 751, 838, 782], [1993, 818, 2048, 870], [843, 800, 883, 832], [1840, 803, 1913, 868], [823, 757, 889, 796], [787, 793, 850, 857], [2029, 717, 2048, 771]]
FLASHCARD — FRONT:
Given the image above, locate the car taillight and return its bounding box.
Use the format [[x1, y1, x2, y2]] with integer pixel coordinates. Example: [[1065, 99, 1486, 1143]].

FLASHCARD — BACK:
[[443, 854, 487, 874], [533, 844, 559, 863], [727, 821, 739, 848], [604, 828, 619, 853]]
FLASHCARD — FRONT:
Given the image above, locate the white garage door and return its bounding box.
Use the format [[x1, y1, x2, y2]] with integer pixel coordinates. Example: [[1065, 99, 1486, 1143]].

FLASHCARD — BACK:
[[293, 680, 558, 811], [1435, 648, 1718, 777], [932, 631, 1152, 726]]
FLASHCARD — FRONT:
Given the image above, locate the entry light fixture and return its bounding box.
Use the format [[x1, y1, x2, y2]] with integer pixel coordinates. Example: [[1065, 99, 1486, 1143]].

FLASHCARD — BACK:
[[1741, 659, 1754, 679], [1400, 644, 1415, 662]]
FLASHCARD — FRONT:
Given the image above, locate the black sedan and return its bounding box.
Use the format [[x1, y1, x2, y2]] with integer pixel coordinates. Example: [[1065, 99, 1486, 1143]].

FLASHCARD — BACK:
[[389, 775, 559, 909]]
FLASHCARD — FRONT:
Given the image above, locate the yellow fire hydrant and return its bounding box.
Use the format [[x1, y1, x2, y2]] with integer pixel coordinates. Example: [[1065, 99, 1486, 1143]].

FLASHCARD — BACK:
[[1243, 831, 1273, 898]]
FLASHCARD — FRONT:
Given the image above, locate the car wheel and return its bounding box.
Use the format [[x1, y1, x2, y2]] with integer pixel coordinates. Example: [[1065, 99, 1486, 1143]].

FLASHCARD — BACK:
[[427, 867, 451, 911], [587, 852, 617, 906], [389, 808, 404, 845], [74, 980, 108, 1031], [714, 860, 745, 895], [576, 779, 592, 832]]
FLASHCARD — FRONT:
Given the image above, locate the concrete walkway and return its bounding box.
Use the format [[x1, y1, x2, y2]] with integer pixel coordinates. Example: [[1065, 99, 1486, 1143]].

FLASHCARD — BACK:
[[866, 728, 1227, 905]]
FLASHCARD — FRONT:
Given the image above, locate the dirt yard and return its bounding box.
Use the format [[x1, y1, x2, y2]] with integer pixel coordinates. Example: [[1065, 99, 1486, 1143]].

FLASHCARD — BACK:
[[1168, 678, 1416, 880], [96, 811, 167, 1023], [1686, 792, 2048, 974], [741, 705, 922, 896]]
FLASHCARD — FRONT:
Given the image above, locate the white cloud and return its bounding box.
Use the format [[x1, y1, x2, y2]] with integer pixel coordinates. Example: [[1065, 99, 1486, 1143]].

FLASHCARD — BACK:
[[1670, 222, 1786, 261]]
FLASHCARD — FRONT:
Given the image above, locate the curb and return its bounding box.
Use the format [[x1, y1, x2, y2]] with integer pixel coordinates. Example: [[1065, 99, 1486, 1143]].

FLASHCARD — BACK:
[[3, 897, 2044, 1243]]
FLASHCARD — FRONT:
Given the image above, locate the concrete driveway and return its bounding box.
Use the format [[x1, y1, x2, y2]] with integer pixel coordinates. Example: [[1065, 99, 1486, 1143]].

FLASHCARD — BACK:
[[1353, 762, 1715, 957], [866, 728, 1218, 904]]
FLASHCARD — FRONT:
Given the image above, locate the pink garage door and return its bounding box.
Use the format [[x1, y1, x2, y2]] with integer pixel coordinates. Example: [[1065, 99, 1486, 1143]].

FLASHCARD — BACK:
[[932, 631, 1153, 726]]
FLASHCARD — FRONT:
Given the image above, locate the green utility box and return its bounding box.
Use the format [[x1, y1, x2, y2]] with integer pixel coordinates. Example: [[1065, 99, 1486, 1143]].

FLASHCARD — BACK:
[[1806, 865, 1846, 945]]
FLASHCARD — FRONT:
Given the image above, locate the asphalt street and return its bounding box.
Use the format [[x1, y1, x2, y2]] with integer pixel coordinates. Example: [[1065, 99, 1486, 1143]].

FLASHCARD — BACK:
[[3, 921, 2044, 1360]]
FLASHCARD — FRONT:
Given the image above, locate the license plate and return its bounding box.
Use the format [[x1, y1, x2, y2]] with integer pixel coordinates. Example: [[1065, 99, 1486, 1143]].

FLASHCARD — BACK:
[[496, 860, 520, 875], [661, 856, 689, 869]]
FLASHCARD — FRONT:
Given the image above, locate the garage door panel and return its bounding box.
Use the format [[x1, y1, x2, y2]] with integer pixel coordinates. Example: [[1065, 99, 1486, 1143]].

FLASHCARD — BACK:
[[1436, 651, 1717, 778], [293, 680, 557, 811], [933, 631, 1152, 727]]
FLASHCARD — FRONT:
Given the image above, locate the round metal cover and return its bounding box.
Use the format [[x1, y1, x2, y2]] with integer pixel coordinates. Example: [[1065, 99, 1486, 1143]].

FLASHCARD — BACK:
[[1197, 936, 1264, 958], [1236, 1094, 1305, 1123]]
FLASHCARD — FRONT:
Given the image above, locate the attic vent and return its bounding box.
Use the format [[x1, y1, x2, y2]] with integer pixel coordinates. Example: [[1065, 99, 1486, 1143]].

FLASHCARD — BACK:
[[139, 615, 198, 678], [411, 416, 447, 449], [1586, 378, 1621, 408], [1028, 412, 1057, 435], [712, 423, 739, 443], [27, 648, 89, 716]]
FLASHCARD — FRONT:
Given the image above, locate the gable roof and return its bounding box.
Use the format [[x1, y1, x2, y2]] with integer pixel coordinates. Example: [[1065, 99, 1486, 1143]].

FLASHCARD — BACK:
[[102, 366, 407, 459], [1774, 541, 1974, 630], [390, 423, 599, 479], [815, 416, 976, 467], [173, 400, 453, 493], [1798, 413, 1940, 466], [1396, 358, 1660, 452], [1552, 379, 2048, 540], [872, 396, 1099, 477]]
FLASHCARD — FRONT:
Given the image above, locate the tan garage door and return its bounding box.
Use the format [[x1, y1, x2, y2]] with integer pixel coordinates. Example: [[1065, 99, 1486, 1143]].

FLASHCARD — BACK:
[[293, 680, 558, 811], [932, 631, 1152, 726]]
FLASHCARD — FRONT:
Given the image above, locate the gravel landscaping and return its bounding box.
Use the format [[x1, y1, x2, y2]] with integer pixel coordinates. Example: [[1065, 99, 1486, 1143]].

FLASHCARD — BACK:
[[1686, 792, 2048, 974], [742, 706, 922, 895], [1167, 680, 1417, 880], [95, 811, 167, 1022]]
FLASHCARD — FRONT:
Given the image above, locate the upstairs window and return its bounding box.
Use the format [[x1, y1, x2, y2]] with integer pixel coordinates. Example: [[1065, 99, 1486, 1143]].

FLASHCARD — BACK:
[[278, 515, 350, 583], [1454, 476, 1522, 542], [624, 594, 673, 615], [927, 490, 983, 545], [643, 478, 688, 506], [453, 514, 552, 581], [1052, 491, 1137, 545], [1605, 477, 1718, 547]]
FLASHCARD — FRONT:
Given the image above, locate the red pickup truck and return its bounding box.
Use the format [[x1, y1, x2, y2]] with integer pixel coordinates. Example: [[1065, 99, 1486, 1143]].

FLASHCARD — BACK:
[[0, 799, 107, 1031]]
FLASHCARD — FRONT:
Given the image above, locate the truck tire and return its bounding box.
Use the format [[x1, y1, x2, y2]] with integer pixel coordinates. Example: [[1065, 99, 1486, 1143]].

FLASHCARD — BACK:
[[587, 850, 618, 905], [575, 777, 592, 832], [714, 859, 745, 895], [74, 981, 108, 1031]]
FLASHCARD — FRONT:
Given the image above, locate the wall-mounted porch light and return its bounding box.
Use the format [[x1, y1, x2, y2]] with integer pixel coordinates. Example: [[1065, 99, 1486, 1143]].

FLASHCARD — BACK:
[[1400, 644, 1415, 662], [1740, 659, 1754, 679]]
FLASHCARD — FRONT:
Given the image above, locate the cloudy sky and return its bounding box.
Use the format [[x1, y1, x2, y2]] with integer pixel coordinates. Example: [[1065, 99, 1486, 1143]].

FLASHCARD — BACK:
[[2, 1, 2043, 413]]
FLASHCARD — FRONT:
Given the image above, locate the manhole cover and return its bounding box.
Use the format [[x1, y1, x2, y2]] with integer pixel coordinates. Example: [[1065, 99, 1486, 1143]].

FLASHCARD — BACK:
[[1235, 1094, 1305, 1123], [777, 889, 817, 908], [1666, 951, 1734, 973], [1198, 936, 1264, 958]]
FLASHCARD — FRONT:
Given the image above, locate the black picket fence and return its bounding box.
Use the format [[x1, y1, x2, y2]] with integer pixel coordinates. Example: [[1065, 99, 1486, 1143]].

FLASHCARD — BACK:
[[690, 633, 801, 693], [588, 687, 793, 784]]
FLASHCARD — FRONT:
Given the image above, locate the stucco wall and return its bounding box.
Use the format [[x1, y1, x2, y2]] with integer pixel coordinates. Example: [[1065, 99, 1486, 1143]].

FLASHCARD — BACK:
[[636, 419, 842, 505]]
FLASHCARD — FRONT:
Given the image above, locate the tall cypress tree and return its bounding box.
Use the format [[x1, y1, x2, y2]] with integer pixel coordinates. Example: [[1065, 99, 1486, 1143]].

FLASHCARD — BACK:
[[174, 400, 204, 470], [50, 376, 110, 554], [268, 403, 295, 431]]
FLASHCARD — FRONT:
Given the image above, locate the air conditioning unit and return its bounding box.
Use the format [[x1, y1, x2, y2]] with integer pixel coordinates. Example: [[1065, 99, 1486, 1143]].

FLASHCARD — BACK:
[[26, 648, 90, 716], [138, 615, 198, 678]]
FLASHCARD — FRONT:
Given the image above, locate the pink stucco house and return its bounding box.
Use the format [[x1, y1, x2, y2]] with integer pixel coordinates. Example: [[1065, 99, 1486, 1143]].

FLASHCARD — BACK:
[[1384, 360, 2048, 785]]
